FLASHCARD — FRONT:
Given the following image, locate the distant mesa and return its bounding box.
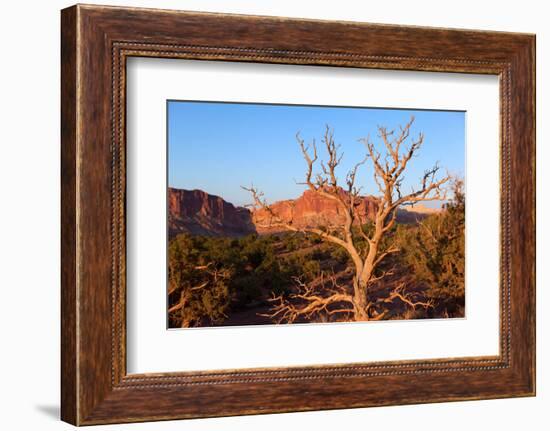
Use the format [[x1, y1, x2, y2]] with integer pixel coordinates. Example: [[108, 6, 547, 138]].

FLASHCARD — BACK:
[[168, 187, 440, 238], [396, 203, 441, 224]]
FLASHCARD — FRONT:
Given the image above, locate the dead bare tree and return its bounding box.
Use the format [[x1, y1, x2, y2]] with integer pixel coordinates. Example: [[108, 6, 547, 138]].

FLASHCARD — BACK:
[[243, 117, 449, 322]]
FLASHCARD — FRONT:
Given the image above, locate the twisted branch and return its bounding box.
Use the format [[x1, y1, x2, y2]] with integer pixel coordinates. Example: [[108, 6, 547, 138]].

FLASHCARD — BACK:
[[259, 273, 355, 323]]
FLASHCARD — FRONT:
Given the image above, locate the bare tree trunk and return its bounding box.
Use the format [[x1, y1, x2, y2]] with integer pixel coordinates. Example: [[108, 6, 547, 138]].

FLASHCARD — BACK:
[[352, 278, 370, 320]]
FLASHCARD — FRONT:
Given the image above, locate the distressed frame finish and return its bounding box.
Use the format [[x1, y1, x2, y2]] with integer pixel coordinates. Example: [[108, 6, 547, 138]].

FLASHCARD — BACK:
[[61, 4, 535, 426]]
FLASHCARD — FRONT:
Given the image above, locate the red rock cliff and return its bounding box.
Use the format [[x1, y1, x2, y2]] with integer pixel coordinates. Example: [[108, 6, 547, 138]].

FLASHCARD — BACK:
[[168, 188, 256, 237], [251, 189, 379, 233], [168, 188, 434, 238]]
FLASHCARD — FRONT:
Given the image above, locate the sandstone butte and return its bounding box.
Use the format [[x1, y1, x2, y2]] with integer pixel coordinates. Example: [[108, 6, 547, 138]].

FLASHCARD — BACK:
[[168, 187, 439, 238]]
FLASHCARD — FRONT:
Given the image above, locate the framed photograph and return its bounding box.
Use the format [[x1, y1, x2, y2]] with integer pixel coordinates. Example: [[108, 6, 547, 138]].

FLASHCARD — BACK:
[[61, 4, 535, 425]]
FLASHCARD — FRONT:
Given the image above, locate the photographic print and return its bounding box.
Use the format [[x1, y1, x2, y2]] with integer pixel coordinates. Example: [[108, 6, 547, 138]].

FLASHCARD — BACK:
[[167, 101, 465, 328]]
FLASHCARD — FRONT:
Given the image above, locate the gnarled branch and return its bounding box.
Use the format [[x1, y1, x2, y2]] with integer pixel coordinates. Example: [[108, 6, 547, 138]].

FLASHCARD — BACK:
[[258, 273, 354, 323]]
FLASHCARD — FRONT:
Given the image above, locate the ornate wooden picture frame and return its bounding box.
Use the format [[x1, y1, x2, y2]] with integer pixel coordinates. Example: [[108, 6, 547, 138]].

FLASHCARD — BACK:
[[61, 4, 535, 425]]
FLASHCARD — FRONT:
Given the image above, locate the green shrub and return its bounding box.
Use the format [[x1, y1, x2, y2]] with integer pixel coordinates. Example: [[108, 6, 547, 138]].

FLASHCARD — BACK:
[[397, 179, 465, 313], [168, 235, 233, 327]]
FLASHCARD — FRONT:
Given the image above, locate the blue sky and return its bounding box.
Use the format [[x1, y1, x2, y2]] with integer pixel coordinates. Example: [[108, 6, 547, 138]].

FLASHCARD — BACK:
[[168, 101, 465, 207]]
